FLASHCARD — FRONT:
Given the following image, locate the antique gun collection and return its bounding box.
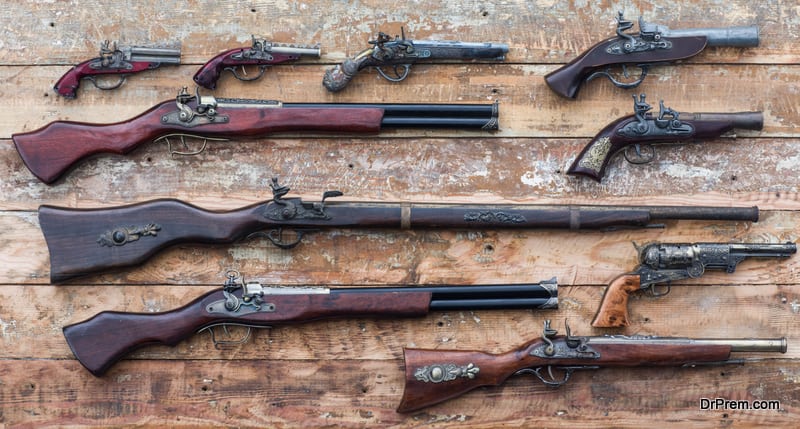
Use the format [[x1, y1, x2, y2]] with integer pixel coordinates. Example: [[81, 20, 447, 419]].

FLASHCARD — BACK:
[[8, 6, 792, 420]]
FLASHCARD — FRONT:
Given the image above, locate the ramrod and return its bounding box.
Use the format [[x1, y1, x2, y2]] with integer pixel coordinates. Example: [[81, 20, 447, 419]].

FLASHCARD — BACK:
[[39, 178, 759, 283]]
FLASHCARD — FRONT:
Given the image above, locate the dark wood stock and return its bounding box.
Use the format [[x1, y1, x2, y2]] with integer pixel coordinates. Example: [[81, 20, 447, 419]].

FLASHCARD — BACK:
[[53, 60, 157, 99], [63, 289, 431, 376], [12, 101, 383, 184], [544, 36, 707, 99], [193, 48, 301, 89], [567, 112, 762, 181], [398, 337, 733, 412], [592, 274, 641, 328]]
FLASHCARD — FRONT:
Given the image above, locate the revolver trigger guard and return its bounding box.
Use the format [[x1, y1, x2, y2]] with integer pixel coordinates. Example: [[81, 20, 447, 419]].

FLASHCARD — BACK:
[[623, 144, 655, 164], [376, 64, 411, 82], [647, 282, 671, 297], [586, 64, 649, 89], [87, 74, 128, 90], [228, 64, 269, 82]]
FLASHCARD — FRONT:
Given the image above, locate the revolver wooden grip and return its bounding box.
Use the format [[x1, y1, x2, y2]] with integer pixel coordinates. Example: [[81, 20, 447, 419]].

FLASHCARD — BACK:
[[592, 274, 642, 328]]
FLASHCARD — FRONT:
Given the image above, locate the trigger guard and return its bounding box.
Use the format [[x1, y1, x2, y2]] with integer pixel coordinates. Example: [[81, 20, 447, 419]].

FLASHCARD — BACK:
[[376, 64, 411, 82], [623, 144, 655, 164], [228, 65, 269, 82], [87, 74, 127, 90]]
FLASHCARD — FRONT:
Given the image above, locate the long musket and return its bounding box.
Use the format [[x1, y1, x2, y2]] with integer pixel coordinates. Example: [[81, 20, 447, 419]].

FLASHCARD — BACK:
[[12, 87, 499, 184], [40, 178, 758, 283], [63, 271, 558, 376]]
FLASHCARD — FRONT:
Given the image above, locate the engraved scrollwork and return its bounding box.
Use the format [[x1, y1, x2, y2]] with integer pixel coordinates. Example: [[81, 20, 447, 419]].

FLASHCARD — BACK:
[[576, 136, 613, 172], [605, 12, 672, 55], [414, 363, 480, 383], [97, 223, 161, 247], [464, 211, 526, 224]]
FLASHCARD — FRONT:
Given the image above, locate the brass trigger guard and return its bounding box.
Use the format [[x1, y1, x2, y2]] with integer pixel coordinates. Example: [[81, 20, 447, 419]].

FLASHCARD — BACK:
[[586, 64, 650, 89], [87, 74, 127, 90], [376, 64, 411, 82], [156, 133, 229, 156], [623, 144, 655, 164], [198, 322, 271, 349], [227, 64, 269, 82]]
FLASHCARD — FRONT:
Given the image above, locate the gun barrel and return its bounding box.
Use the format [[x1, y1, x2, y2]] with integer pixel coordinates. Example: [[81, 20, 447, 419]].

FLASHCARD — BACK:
[[728, 242, 797, 257], [625, 205, 759, 222], [664, 25, 759, 47], [691, 112, 764, 130], [285, 102, 499, 130], [412, 41, 509, 60], [692, 338, 788, 353], [269, 45, 321, 57], [336, 279, 558, 311], [129, 46, 182, 64]]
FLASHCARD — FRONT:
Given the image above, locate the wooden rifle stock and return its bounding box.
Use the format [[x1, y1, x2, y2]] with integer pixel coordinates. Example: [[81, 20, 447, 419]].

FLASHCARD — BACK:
[[398, 322, 786, 412]]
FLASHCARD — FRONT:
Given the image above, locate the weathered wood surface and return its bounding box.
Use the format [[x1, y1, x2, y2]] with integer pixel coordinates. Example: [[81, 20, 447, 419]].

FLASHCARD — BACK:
[[1, 0, 799, 427]]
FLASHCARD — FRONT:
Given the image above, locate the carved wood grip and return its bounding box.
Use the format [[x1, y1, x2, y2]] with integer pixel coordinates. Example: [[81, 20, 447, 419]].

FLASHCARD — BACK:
[[592, 274, 642, 328], [323, 55, 373, 92]]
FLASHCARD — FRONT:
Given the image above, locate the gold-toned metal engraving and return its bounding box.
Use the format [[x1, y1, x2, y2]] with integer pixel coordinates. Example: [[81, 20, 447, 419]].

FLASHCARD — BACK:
[[414, 363, 479, 383], [577, 136, 612, 172]]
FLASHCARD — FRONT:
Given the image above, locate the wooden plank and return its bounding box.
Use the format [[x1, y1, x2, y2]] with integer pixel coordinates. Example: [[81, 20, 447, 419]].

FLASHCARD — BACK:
[[0, 0, 791, 65], [0, 359, 795, 427], [4, 136, 800, 210]]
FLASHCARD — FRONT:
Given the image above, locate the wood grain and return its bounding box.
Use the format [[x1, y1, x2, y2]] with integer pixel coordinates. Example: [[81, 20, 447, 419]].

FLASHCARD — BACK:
[[0, 0, 798, 427]]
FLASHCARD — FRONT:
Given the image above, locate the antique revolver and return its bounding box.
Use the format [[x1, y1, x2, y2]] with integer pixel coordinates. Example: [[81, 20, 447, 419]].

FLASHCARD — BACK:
[[593, 242, 796, 328], [54, 40, 181, 98], [323, 28, 508, 92], [194, 36, 320, 89], [545, 12, 759, 98]]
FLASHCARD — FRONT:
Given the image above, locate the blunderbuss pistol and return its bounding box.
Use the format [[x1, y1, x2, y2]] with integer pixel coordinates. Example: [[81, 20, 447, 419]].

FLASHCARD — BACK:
[[545, 12, 759, 99], [194, 36, 320, 90], [12, 87, 499, 184], [54, 40, 181, 99], [39, 177, 759, 283], [593, 241, 796, 328], [323, 28, 508, 92], [568, 94, 763, 181], [62, 270, 558, 376], [397, 320, 786, 412]]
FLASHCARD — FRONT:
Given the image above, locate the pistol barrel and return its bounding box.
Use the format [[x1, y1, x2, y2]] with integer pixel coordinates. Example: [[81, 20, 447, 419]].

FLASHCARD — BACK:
[[128, 45, 182, 64], [412, 41, 509, 60], [269, 44, 321, 57], [728, 242, 797, 257], [691, 112, 764, 130], [664, 25, 759, 47]]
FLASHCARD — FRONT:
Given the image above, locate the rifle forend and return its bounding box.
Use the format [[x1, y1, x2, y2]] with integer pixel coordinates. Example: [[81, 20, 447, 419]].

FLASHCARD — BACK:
[[194, 36, 321, 89], [62, 270, 558, 376], [39, 177, 758, 283], [12, 87, 498, 184], [54, 40, 181, 99], [544, 12, 758, 99], [323, 28, 508, 92], [567, 94, 763, 181], [592, 241, 797, 328], [397, 320, 786, 412]]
